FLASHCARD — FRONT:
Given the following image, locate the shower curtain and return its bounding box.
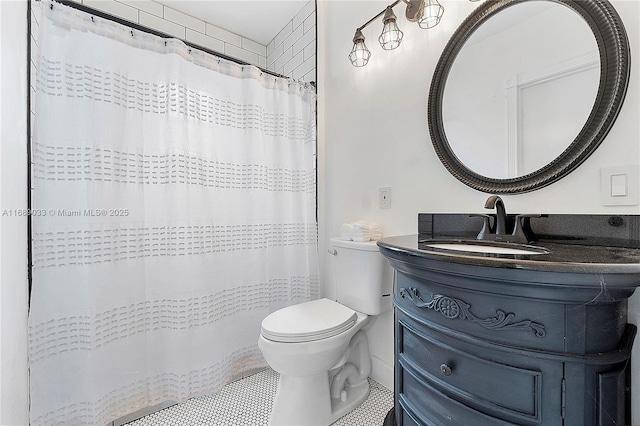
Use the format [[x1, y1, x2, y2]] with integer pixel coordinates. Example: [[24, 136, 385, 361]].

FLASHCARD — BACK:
[[28, 2, 318, 425]]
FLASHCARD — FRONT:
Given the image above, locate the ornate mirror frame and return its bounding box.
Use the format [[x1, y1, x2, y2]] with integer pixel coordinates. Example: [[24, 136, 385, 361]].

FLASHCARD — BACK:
[[427, 0, 630, 194]]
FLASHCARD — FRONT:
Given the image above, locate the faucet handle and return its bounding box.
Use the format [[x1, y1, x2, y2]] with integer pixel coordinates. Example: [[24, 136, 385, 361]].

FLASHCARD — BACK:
[[512, 214, 543, 243], [470, 214, 493, 240]]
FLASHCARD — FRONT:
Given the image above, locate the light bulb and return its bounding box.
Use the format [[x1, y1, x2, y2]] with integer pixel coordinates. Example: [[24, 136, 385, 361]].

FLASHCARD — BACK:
[[418, 0, 444, 29], [349, 29, 371, 67], [378, 7, 403, 50]]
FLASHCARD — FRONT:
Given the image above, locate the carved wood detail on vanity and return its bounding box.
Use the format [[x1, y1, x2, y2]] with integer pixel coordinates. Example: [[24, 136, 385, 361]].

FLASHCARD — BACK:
[[399, 287, 546, 337]]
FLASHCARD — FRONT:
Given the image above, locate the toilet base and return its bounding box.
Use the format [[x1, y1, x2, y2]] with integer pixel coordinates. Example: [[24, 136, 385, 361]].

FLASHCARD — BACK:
[[327, 378, 370, 422], [268, 372, 370, 426]]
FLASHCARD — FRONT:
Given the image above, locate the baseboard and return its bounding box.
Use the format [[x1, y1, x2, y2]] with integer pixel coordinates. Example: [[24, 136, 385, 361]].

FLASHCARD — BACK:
[[370, 355, 394, 391]]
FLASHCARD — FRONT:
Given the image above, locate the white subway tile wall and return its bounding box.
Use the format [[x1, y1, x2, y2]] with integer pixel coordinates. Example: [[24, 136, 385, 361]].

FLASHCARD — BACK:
[[185, 29, 224, 55], [267, 0, 316, 83], [31, 1, 42, 138], [83, 0, 139, 23], [139, 10, 186, 39], [118, 0, 162, 18], [163, 6, 205, 34], [55, 0, 275, 69]]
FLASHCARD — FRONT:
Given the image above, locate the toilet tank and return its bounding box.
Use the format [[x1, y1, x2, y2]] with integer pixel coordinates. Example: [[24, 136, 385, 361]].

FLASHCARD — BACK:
[[331, 237, 393, 315]]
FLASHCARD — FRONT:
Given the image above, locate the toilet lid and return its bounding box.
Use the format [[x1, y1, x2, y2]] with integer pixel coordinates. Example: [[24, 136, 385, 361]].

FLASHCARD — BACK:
[[261, 298, 358, 343]]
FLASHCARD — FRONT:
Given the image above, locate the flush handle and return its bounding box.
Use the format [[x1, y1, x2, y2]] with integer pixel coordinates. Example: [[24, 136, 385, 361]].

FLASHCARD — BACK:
[[440, 363, 453, 376]]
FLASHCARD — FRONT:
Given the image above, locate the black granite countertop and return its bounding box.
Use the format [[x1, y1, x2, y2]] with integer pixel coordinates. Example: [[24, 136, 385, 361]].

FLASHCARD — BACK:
[[377, 234, 640, 274]]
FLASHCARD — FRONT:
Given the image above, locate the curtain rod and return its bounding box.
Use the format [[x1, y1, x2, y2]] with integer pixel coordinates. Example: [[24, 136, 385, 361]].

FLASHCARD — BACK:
[[40, 0, 310, 84]]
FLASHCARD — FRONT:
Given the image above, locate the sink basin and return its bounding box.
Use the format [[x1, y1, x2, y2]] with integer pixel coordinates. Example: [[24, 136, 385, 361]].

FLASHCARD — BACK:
[[422, 241, 548, 255]]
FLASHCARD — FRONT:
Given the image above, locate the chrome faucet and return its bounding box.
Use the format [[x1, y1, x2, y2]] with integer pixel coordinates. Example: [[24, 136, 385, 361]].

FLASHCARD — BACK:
[[484, 195, 507, 236]]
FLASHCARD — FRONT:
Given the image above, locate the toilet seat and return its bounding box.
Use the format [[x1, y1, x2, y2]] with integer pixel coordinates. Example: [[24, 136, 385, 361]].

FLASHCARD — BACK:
[[261, 298, 358, 343]]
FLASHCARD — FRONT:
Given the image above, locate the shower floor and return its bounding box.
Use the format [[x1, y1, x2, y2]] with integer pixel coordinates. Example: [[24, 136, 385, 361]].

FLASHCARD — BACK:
[[124, 369, 393, 426]]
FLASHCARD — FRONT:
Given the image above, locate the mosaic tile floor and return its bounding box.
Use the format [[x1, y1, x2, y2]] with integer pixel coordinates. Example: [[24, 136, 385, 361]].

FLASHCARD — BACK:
[[126, 369, 394, 426]]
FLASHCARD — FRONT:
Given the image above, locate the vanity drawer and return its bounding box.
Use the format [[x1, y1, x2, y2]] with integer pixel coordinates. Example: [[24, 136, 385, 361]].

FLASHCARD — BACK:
[[398, 363, 518, 426], [397, 312, 564, 425], [395, 272, 565, 351], [396, 398, 423, 426]]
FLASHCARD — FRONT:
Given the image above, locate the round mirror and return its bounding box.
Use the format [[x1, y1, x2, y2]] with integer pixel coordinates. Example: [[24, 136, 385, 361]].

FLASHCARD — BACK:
[[428, 0, 630, 193]]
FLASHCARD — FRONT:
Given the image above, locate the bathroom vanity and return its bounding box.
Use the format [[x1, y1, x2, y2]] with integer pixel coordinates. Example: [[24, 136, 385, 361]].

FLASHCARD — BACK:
[[378, 214, 640, 426]]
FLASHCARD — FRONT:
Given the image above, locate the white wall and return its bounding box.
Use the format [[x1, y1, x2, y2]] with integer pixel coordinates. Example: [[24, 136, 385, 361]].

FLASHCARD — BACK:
[[0, 0, 30, 424], [317, 0, 640, 417]]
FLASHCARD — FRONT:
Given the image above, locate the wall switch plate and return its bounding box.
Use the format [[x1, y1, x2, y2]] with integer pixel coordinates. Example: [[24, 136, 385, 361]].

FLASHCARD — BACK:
[[600, 165, 639, 206], [610, 174, 628, 197], [379, 187, 391, 209]]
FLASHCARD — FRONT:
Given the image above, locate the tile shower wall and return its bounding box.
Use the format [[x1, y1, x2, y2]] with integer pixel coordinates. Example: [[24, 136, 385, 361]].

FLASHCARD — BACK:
[[266, 1, 316, 83], [30, 2, 40, 137], [61, 0, 268, 68]]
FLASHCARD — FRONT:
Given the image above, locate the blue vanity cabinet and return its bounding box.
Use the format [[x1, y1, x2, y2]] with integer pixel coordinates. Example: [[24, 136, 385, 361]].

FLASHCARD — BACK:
[[377, 235, 639, 426], [396, 308, 563, 425], [392, 270, 635, 426]]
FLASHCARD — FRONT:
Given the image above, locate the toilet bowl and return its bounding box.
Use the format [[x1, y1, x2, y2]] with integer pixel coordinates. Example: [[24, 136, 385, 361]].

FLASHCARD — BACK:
[[258, 238, 392, 426]]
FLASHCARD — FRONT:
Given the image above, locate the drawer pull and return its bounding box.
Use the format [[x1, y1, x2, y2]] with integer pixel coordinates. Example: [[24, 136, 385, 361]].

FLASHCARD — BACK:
[[399, 287, 546, 338], [440, 363, 453, 376]]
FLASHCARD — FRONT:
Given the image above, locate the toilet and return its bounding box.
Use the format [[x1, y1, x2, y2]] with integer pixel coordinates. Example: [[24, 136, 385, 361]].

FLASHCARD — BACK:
[[258, 238, 392, 426]]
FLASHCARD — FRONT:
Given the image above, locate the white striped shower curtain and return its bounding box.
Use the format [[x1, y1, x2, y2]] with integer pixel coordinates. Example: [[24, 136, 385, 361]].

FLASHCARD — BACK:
[[28, 2, 318, 424]]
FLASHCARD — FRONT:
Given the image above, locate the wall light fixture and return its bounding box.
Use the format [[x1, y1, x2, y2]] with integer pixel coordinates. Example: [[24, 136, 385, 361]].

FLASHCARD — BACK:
[[349, 0, 474, 67]]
